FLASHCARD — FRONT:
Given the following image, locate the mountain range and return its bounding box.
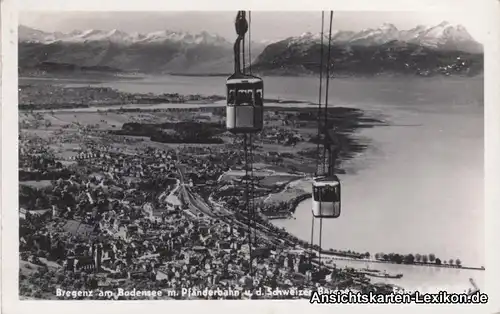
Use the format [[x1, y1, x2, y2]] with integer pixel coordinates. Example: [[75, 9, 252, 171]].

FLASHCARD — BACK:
[[18, 22, 483, 77], [18, 25, 267, 75]]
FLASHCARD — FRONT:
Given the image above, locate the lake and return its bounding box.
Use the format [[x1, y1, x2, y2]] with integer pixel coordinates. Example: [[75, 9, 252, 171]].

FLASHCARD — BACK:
[[20, 74, 485, 290]]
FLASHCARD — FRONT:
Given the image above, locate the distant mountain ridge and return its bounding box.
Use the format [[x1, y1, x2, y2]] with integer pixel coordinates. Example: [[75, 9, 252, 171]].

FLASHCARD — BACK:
[[251, 22, 483, 77], [280, 22, 482, 53], [18, 25, 267, 75], [18, 22, 483, 77], [19, 25, 233, 46]]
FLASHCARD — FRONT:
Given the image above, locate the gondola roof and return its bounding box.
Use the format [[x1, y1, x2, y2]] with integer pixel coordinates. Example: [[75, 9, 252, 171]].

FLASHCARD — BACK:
[[227, 72, 263, 84], [313, 175, 340, 183]]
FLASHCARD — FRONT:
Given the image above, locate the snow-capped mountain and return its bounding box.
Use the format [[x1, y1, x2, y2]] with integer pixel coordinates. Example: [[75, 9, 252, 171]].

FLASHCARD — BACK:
[[252, 21, 483, 77], [399, 25, 428, 42], [281, 21, 482, 53], [408, 21, 479, 52], [18, 25, 267, 75], [19, 25, 232, 46], [19, 21, 481, 52], [66, 29, 138, 44], [18, 22, 482, 77], [18, 25, 67, 43], [349, 23, 400, 46]]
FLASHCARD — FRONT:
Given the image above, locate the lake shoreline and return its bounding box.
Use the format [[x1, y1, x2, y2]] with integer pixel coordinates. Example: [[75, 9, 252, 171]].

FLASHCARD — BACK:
[[262, 176, 486, 272], [20, 70, 485, 80], [315, 250, 485, 271], [19, 74, 485, 290], [18, 82, 311, 111]]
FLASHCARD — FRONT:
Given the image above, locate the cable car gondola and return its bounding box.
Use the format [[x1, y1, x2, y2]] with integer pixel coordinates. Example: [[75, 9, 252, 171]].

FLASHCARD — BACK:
[[226, 10, 264, 134], [226, 73, 264, 134], [312, 175, 341, 218], [308, 11, 340, 270], [310, 11, 341, 220], [226, 10, 260, 279]]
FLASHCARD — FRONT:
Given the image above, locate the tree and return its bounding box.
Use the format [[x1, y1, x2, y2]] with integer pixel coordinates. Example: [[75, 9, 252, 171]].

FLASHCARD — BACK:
[[449, 259, 454, 265], [429, 254, 436, 263], [455, 259, 462, 267], [365, 252, 371, 259], [56, 273, 65, 283], [41, 282, 50, 292], [374, 253, 380, 260], [415, 254, 421, 262], [435, 258, 442, 265], [404, 254, 415, 264], [393, 254, 403, 264], [422, 255, 428, 263], [35, 198, 44, 209]]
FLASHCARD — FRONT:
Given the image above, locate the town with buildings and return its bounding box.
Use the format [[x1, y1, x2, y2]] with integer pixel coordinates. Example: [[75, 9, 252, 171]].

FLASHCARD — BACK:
[[19, 83, 225, 110], [21, 83, 461, 300]]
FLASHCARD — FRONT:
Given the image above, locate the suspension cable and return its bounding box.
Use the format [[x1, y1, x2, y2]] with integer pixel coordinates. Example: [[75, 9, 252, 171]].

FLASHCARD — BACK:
[[248, 10, 257, 247], [319, 10, 334, 268], [323, 10, 334, 177], [249, 11, 252, 74], [311, 11, 325, 270], [319, 216, 323, 265], [315, 11, 325, 177], [309, 214, 315, 269], [251, 136, 257, 247], [244, 134, 253, 276], [240, 11, 255, 278], [242, 24, 246, 75]]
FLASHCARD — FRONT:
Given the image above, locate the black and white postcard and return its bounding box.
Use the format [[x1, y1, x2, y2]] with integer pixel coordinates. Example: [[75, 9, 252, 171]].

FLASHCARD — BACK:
[[2, 1, 499, 314]]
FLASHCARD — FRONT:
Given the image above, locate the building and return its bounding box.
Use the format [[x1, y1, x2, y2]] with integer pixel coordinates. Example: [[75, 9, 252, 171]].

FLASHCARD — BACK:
[[93, 243, 103, 272]]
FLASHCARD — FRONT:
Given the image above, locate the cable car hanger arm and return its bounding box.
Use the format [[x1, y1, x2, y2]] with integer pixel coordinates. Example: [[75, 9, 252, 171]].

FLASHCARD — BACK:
[[234, 11, 248, 74]]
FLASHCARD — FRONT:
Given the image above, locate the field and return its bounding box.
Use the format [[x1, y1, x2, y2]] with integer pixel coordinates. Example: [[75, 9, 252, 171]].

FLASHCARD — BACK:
[[219, 169, 302, 186], [19, 180, 53, 189], [263, 178, 313, 205], [21, 111, 168, 130], [20, 104, 373, 213]]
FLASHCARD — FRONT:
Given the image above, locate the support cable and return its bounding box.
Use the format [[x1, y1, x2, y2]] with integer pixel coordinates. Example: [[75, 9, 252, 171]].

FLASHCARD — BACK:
[[310, 10, 325, 271], [318, 10, 334, 268]]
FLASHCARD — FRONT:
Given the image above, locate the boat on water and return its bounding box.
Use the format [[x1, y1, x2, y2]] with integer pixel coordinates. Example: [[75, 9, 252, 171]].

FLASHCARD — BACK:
[[467, 278, 480, 295], [362, 271, 403, 279], [361, 268, 380, 273]]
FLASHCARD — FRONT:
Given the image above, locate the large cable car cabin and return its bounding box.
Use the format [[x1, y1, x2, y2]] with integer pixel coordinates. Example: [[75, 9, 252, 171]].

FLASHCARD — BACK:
[[312, 175, 341, 218], [226, 73, 264, 134], [226, 11, 264, 134]]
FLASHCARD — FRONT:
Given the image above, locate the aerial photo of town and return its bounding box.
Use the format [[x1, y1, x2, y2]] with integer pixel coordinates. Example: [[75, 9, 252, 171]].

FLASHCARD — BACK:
[[19, 80, 390, 299], [17, 10, 485, 301]]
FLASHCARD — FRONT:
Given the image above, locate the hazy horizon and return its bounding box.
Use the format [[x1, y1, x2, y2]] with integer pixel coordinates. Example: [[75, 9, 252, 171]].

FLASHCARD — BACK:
[[20, 11, 486, 44]]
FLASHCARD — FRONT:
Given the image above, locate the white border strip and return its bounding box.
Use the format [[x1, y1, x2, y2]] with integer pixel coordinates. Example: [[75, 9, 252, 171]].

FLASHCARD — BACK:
[[14, 0, 491, 12], [2, 1, 499, 314], [484, 0, 500, 312]]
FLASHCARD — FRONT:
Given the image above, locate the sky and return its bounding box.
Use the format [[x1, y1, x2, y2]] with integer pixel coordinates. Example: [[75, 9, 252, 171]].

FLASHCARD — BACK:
[[19, 11, 486, 43]]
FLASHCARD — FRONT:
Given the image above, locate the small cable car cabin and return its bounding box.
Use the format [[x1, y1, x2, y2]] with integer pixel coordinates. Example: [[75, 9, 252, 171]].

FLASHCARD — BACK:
[[226, 73, 264, 134], [311, 175, 341, 218]]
